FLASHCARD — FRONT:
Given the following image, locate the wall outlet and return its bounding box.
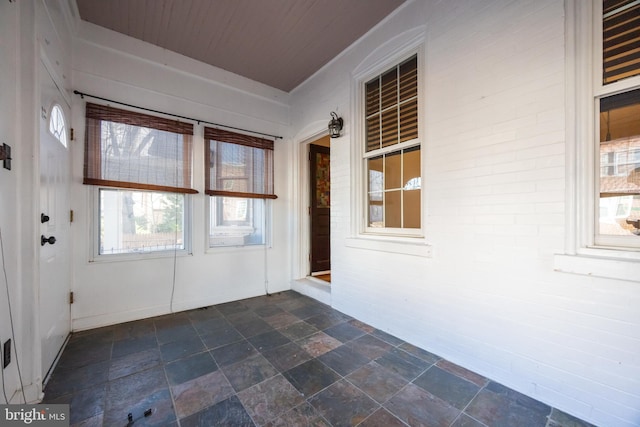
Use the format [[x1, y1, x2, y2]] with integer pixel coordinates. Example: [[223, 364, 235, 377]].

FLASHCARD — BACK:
[[3, 339, 11, 369]]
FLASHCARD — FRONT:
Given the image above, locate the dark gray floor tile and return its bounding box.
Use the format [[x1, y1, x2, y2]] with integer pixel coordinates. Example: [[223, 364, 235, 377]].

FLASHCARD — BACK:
[[305, 313, 346, 330], [386, 383, 460, 427], [398, 342, 441, 364], [348, 319, 375, 334], [414, 366, 480, 410], [436, 360, 488, 388], [234, 317, 276, 338], [106, 366, 168, 412], [222, 353, 279, 392], [105, 388, 175, 427], [264, 312, 301, 329], [156, 324, 199, 345], [547, 408, 597, 427], [113, 319, 155, 341], [210, 340, 258, 367], [290, 303, 330, 320], [192, 317, 233, 335], [164, 351, 217, 386], [345, 334, 393, 360], [263, 402, 331, 427], [186, 306, 222, 322], [159, 337, 205, 362], [109, 348, 162, 381], [452, 414, 487, 427], [308, 379, 379, 427], [465, 382, 551, 427], [44, 360, 110, 399], [318, 345, 370, 376], [371, 329, 405, 346], [346, 361, 408, 404], [324, 322, 366, 343], [216, 300, 251, 316], [68, 383, 106, 425], [283, 359, 341, 397], [181, 395, 255, 427], [56, 341, 112, 369], [200, 325, 244, 349], [154, 313, 191, 330], [112, 334, 157, 358], [279, 321, 319, 341], [253, 304, 285, 318], [248, 330, 291, 352], [237, 374, 305, 425], [359, 408, 408, 427], [262, 341, 313, 372], [375, 348, 429, 381], [71, 412, 103, 427]]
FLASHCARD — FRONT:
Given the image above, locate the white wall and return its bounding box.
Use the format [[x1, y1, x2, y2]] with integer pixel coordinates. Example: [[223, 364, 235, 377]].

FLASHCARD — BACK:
[[70, 22, 293, 330], [290, 1, 640, 426]]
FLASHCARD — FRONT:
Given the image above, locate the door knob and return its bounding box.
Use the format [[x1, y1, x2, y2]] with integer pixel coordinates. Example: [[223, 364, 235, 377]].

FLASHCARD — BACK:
[[41, 235, 56, 246], [41, 213, 50, 223]]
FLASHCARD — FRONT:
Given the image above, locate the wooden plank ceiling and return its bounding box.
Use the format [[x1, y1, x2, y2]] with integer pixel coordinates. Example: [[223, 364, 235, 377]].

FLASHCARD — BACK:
[[75, 0, 406, 92]]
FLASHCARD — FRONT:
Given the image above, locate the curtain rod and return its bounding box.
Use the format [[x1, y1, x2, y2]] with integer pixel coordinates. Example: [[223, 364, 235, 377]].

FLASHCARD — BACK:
[[73, 90, 283, 140]]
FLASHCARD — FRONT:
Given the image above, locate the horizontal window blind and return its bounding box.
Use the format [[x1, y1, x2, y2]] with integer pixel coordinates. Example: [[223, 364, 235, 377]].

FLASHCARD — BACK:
[[603, 0, 640, 84], [84, 103, 196, 194], [205, 127, 277, 199], [366, 55, 418, 152]]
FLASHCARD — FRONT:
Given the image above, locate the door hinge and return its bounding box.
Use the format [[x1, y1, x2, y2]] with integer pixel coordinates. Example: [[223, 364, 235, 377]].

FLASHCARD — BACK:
[[69, 292, 74, 304], [70, 209, 74, 223], [70, 128, 74, 141]]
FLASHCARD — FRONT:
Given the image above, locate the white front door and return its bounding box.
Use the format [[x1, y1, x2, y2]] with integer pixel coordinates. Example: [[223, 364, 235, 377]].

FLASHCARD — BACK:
[[39, 58, 71, 381]]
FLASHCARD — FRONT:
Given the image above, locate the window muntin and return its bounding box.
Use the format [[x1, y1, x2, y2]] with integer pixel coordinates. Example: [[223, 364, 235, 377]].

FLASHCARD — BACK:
[[49, 104, 67, 147], [363, 54, 420, 233], [99, 188, 186, 255], [205, 127, 275, 247]]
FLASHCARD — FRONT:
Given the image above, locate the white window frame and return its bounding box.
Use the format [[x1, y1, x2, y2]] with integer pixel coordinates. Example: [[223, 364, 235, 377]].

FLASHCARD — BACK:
[[557, 0, 640, 280], [354, 46, 426, 239], [90, 186, 192, 262], [206, 196, 270, 249]]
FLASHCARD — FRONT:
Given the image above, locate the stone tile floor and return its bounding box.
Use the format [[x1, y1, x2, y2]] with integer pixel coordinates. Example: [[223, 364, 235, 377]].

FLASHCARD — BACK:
[[43, 291, 596, 427]]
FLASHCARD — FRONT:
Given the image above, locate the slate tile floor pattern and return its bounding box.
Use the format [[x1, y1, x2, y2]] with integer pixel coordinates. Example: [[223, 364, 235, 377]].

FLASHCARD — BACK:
[[43, 291, 596, 427]]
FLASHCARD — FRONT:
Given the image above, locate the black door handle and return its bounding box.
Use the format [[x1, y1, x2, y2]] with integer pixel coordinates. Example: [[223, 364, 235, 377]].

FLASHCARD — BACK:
[[41, 213, 50, 223], [41, 235, 56, 246]]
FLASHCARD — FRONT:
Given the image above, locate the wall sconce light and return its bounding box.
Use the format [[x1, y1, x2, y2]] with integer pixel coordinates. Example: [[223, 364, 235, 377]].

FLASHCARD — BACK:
[[328, 112, 343, 138]]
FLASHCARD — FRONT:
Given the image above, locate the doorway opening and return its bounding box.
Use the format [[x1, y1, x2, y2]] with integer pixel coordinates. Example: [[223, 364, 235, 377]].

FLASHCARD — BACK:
[[309, 136, 330, 283]]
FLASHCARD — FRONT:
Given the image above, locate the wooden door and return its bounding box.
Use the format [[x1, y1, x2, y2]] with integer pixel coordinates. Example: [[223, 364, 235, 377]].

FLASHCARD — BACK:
[[310, 144, 330, 273]]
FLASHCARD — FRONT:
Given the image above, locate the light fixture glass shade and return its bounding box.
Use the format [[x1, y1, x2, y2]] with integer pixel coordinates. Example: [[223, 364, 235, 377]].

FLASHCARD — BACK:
[[328, 112, 343, 138]]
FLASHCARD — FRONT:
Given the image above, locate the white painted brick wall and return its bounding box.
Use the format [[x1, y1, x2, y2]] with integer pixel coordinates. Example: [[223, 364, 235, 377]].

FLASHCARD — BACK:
[[291, 1, 640, 426]]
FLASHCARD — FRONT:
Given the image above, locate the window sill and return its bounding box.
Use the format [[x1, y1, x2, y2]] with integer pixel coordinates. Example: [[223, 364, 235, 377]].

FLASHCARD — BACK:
[[554, 249, 640, 282], [89, 249, 192, 263], [345, 236, 432, 258]]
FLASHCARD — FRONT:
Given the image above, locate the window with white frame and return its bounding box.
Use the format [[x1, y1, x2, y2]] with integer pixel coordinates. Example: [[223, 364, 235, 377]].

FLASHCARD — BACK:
[[204, 127, 276, 247], [596, 1, 640, 246], [363, 54, 420, 234], [83, 103, 196, 256]]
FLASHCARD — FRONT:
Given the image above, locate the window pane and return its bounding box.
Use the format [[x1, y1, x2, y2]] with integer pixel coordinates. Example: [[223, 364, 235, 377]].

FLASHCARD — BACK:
[[368, 192, 383, 228], [366, 114, 380, 152], [384, 151, 401, 190], [385, 190, 401, 228], [400, 98, 418, 142], [368, 156, 383, 193], [381, 108, 398, 147], [366, 79, 380, 116], [403, 147, 421, 190], [99, 189, 184, 254], [380, 68, 398, 110], [403, 189, 421, 229], [210, 197, 265, 246], [598, 88, 640, 237]]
